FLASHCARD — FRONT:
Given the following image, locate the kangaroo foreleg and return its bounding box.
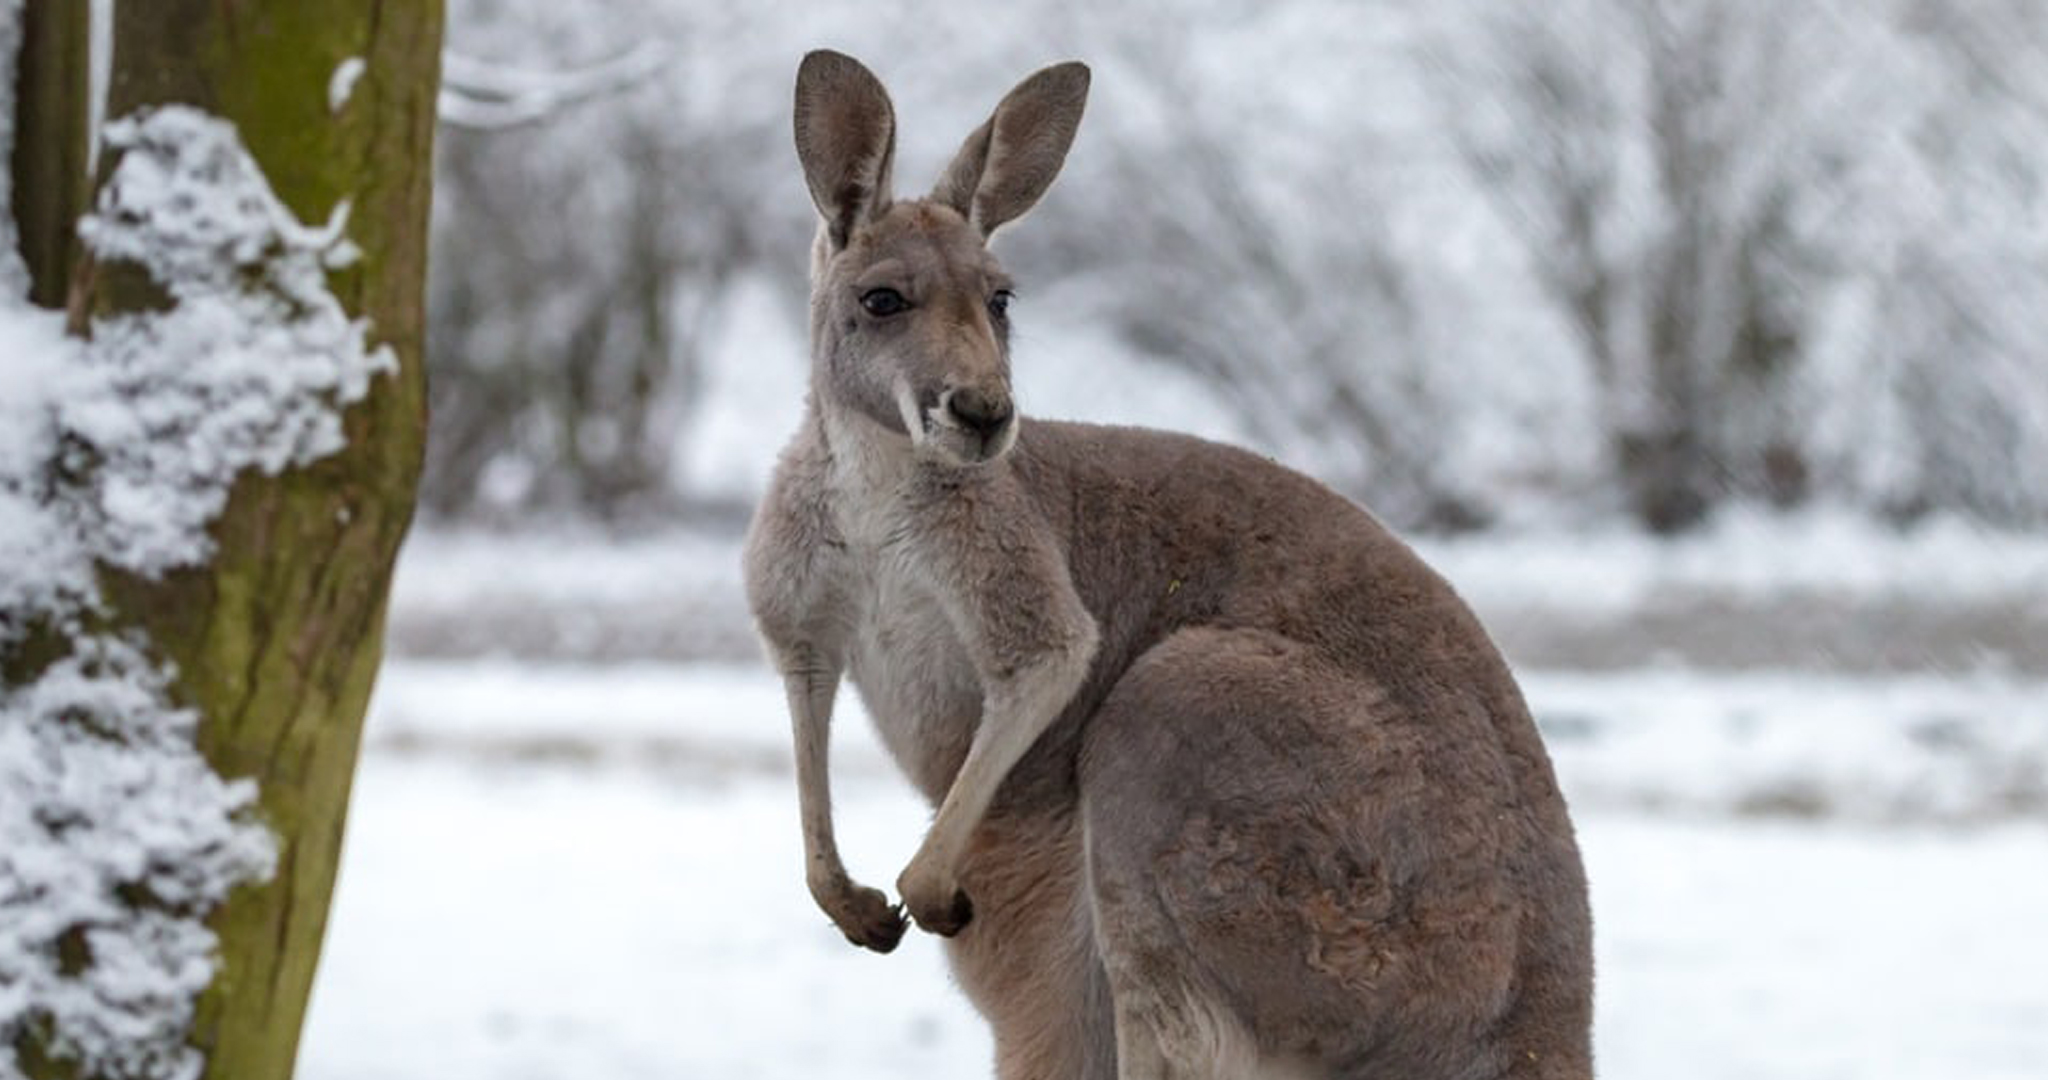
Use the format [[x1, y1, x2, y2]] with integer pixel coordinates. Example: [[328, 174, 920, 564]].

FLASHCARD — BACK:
[[778, 646, 907, 952], [896, 615, 1098, 936]]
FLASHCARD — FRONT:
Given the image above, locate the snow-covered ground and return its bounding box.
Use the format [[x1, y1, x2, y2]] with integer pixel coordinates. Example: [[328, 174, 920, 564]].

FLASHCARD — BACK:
[[299, 661, 2048, 1080], [297, 522, 2048, 1078], [305, 761, 2048, 1080], [353, 658, 2048, 825]]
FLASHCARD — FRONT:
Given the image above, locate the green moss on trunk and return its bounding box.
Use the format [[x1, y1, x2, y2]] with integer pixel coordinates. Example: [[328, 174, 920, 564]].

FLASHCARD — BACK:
[[74, 4, 442, 1078], [10, 0, 92, 309]]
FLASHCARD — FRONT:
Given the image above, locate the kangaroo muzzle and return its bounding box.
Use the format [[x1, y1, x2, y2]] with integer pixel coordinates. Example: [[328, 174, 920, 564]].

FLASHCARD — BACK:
[[925, 384, 1018, 464]]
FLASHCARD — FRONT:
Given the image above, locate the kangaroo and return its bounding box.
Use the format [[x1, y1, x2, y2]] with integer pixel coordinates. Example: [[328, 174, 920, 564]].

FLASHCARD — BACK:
[[743, 50, 1594, 1080]]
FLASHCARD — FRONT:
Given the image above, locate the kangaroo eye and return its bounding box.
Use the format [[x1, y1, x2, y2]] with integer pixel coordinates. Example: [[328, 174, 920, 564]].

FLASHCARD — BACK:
[[988, 290, 1014, 320], [860, 288, 909, 317]]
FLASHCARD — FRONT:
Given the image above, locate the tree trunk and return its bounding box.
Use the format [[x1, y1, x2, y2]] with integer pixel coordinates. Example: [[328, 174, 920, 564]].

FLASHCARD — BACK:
[[8, 0, 91, 310], [10, 2, 443, 1077]]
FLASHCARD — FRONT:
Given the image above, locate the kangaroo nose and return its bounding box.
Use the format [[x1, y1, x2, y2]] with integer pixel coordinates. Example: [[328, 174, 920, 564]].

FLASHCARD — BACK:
[[945, 387, 1013, 436]]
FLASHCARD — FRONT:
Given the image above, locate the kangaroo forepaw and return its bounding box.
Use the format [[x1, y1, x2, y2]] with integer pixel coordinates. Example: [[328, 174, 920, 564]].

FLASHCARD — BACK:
[[932, 888, 975, 937], [823, 882, 908, 953], [903, 881, 975, 937]]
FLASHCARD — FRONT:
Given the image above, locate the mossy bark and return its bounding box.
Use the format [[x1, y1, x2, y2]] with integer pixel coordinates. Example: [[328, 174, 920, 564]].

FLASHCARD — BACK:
[[11, 2, 444, 1078], [8, 0, 91, 310]]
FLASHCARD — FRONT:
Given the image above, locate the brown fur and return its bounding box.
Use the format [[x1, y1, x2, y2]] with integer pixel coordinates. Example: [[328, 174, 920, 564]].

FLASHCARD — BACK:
[[744, 50, 1593, 1080]]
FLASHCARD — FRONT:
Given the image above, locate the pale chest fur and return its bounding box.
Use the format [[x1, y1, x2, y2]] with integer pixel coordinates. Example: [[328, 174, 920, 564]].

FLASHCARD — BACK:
[[823, 458, 986, 803], [839, 539, 982, 801]]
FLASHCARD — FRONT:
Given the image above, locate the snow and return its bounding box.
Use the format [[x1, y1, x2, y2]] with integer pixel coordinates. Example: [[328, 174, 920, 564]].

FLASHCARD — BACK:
[[297, 658, 2048, 1080], [380, 510, 2048, 677], [362, 655, 2048, 827], [1415, 504, 2048, 616], [424, 0, 2048, 527], [328, 57, 366, 114], [323, 513, 2048, 1077], [365, 648, 2048, 829], [3, 4, 2042, 1075], [438, 43, 671, 130], [0, 307, 90, 619], [1528, 669, 2048, 822], [1, 100, 387, 1079], [0, 638, 272, 1080], [392, 503, 2048, 650], [300, 756, 981, 1080], [72, 107, 393, 574], [1588, 816, 2048, 1080], [366, 660, 821, 770]]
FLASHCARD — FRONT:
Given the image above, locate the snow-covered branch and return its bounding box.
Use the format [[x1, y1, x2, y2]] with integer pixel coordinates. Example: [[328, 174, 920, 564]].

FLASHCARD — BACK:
[[437, 42, 670, 130]]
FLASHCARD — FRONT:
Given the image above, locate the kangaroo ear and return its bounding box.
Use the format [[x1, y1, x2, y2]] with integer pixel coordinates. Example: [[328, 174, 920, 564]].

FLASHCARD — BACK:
[[794, 50, 897, 250], [931, 61, 1090, 239]]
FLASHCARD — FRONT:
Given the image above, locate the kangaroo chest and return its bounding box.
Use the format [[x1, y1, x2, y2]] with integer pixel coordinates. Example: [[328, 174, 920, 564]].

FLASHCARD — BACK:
[[833, 509, 984, 803]]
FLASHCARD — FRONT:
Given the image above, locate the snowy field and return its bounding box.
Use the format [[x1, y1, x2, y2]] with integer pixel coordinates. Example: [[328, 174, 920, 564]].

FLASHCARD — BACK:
[[295, 524, 2048, 1080], [300, 720, 2048, 1080]]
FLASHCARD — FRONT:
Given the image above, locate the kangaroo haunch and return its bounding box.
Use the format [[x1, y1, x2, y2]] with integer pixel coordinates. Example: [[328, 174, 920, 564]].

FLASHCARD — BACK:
[[743, 49, 1595, 1080]]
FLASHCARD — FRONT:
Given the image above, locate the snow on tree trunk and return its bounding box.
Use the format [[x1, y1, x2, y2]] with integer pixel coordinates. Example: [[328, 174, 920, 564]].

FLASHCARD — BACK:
[[3, 2, 442, 1078]]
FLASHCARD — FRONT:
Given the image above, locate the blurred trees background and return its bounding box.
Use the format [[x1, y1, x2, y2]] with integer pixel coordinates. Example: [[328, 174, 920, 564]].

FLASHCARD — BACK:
[[424, 0, 2048, 533]]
